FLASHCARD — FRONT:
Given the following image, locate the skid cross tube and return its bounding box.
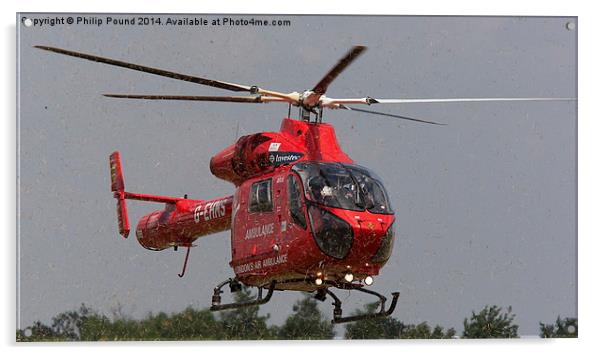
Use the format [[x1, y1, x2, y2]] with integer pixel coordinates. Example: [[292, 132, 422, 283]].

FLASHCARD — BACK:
[[325, 288, 400, 324], [209, 280, 276, 311]]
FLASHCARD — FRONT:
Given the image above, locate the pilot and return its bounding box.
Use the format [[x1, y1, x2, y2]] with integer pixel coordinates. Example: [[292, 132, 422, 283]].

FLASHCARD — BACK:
[[342, 181, 356, 200], [308, 176, 325, 203], [308, 176, 335, 205], [356, 176, 376, 209]]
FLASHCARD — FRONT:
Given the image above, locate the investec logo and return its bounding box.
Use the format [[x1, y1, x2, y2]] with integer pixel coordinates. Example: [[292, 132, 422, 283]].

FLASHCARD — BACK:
[[269, 152, 303, 166]]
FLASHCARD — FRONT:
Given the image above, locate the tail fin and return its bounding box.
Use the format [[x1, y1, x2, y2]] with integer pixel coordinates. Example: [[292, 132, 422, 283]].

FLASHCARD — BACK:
[[110, 151, 130, 238]]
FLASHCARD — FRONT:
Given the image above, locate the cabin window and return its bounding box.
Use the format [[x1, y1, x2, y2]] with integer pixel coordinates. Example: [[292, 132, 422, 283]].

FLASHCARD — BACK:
[[249, 179, 273, 213], [287, 174, 307, 229]]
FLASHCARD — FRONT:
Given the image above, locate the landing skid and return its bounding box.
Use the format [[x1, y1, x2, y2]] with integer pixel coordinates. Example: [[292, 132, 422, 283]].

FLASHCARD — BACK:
[[322, 287, 400, 324], [208, 277, 399, 324], [209, 279, 276, 311]]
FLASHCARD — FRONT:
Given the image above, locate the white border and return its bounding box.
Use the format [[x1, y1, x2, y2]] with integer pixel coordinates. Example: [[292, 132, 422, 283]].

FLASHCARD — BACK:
[[4, 1, 597, 354]]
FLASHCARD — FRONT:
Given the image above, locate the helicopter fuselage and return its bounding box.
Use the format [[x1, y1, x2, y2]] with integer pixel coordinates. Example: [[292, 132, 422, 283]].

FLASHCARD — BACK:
[[214, 118, 396, 291]]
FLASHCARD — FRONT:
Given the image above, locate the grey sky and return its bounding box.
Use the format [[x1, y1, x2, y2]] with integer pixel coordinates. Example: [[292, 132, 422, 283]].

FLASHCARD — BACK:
[[17, 14, 577, 336]]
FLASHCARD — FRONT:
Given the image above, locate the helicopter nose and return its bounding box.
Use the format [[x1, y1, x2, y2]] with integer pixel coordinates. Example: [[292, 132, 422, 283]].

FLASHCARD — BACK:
[[348, 216, 394, 264], [351, 215, 385, 239]]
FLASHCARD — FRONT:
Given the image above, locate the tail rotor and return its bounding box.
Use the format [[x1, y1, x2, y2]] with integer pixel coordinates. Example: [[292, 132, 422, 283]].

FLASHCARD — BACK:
[[109, 151, 130, 238]]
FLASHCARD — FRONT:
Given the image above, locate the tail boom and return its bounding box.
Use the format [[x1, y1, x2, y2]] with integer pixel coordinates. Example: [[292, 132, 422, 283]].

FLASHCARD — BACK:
[[135, 196, 233, 251], [110, 151, 233, 249]]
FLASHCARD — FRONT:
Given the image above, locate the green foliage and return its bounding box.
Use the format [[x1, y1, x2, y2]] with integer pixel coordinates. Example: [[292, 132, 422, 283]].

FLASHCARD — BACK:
[[18, 297, 574, 341], [16, 287, 278, 341], [344, 302, 455, 339], [462, 305, 518, 338], [79, 313, 129, 341], [278, 294, 334, 339], [17, 304, 222, 341], [345, 302, 405, 339], [78, 308, 222, 341], [17, 304, 94, 342], [17, 321, 68, 342], [539, 317, 578, 338], [402, 322, 456, 339]]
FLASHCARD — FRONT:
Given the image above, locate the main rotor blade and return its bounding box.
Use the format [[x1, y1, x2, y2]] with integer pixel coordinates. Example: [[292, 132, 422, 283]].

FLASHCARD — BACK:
[[370, 97, 576, 104], [35, 45, 253, 92], [312, 45, 367, 95], [340, 105, 445, 126], [103, 94, 289, 103]]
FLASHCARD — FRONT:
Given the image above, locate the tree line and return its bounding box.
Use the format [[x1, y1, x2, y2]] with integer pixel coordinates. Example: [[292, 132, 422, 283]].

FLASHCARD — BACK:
[[16, 287, 577, 341]]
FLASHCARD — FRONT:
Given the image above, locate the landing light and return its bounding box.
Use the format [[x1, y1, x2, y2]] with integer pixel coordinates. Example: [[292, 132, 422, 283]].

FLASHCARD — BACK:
[[364, 276, 374, 286], [344, 273, 354, 283], [315, 278, 323, 286]]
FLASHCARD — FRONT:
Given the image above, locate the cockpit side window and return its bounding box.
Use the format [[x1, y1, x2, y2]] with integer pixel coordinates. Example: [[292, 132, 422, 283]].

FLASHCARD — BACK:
[[287, 174, 307, 229], [249, 178, 273, 213], [292, 162, 394, 214], [294, 162, 363, 212]]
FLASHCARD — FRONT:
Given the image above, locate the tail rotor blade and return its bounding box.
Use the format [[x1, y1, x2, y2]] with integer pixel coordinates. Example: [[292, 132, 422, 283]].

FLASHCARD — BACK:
[[340, 105, 445, 126]]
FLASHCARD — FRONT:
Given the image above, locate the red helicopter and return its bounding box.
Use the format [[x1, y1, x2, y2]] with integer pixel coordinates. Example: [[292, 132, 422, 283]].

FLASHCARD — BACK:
[[35, 44, 572, 323]]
